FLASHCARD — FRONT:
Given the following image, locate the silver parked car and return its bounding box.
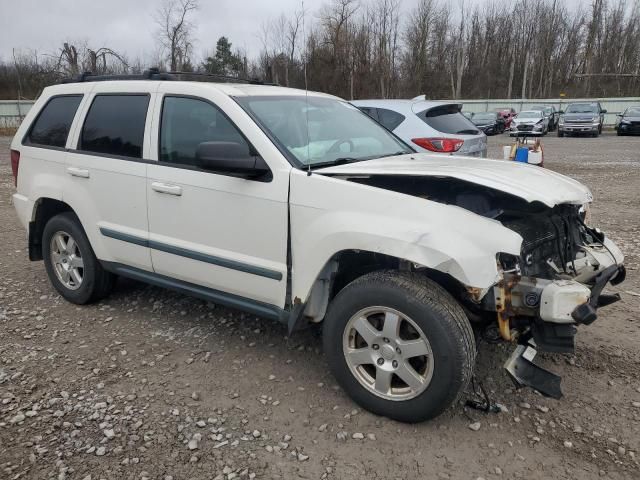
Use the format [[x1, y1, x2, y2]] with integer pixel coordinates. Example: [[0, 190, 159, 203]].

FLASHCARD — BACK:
[[510, 110, 549, 136], [352, 98, 487, 157]]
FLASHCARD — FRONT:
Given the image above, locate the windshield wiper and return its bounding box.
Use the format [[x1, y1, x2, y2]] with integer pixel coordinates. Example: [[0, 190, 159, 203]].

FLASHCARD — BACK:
[[378, 151, 409, 159], [308, 157, 362, 170]]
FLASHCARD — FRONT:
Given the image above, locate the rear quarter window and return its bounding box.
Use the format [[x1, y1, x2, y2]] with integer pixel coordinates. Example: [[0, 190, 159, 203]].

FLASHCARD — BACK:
[[376, 108, 405, 131], [417, 105, 480, 135], [80, 94, 150, 158], [25, 95, 83, 148]]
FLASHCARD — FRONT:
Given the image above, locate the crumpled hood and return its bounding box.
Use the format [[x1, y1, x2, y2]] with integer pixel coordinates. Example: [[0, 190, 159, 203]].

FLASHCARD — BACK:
[[315, 154, 593, 207]]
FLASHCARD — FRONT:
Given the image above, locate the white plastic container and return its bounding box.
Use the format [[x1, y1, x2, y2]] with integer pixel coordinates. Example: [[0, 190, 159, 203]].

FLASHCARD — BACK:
[[502, 146, 512, 160], [528, 150, 543, 165]]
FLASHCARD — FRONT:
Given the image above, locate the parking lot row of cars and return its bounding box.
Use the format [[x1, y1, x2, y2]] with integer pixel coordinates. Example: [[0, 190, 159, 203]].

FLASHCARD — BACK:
[[352, 98, 639, 161], [464, 103, 640, 138]]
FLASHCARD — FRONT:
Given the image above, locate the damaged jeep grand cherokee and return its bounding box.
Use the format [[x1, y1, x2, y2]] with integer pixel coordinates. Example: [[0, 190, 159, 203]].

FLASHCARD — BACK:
[[11, 75, 625, 423]]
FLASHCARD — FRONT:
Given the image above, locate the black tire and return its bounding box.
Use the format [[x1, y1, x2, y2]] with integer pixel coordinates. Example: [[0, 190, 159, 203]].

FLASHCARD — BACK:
[[42, 212, 115, 304], [557, 128, 564, 137], [323, 270, 475, 423]]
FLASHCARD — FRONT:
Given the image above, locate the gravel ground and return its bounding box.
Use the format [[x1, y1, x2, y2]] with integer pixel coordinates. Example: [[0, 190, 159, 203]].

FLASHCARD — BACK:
[[1, 132, 639, 480]]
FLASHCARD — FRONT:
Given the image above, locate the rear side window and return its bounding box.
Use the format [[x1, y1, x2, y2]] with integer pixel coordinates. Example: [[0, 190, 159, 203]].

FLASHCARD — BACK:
[[26, 95, 82, 148], [417, 105, 480, 135], [80, 94, 149, 158], [159, 96, 248, 167], [376, 108, 405, 131], [358, 107, 379, 122]]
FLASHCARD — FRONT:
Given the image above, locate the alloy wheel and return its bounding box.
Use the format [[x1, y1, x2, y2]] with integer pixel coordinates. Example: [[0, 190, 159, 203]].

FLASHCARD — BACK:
[[50, 231, 84, 290], [342, 306, 434, 401]]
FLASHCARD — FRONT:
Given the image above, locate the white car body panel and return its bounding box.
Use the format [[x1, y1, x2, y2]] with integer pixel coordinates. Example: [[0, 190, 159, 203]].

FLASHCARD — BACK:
[[289, 167, 523, 302], [314, 154, 592, 207]]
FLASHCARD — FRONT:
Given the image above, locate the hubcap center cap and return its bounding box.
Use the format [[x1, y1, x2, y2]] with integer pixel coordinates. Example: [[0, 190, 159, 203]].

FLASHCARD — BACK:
[[380, 344, 396, 361]]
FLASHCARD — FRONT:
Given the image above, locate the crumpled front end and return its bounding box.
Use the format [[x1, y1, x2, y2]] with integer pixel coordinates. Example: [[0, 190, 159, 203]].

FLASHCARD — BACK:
[[484, 204, 625, 398]]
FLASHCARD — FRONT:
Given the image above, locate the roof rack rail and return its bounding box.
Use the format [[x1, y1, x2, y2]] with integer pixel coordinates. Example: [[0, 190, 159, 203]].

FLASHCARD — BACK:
[[59, 68, 276, 86]]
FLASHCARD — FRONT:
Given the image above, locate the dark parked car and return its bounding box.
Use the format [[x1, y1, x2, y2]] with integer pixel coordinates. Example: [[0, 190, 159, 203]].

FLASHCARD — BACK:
[[470, 112, 506, 135], [531, 105, 559, 131], [615, 106, 640, 136], [558, 102, 606, 137]]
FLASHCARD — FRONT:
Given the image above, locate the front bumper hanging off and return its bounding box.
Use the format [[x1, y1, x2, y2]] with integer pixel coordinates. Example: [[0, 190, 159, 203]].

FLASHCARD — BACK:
[[501, 264, 625, 399]]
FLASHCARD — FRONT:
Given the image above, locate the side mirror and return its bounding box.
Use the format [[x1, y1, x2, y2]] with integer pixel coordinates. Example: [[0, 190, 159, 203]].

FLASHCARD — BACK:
[[601, 109, 607, 114], [559, 110, 564, 114], [195, 142, 270, 179]]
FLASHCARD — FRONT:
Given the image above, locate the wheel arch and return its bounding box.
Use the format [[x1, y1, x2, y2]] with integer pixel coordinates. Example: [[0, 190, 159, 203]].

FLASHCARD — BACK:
[[28, 197, 75, 261], [288, 249, 479, 333]]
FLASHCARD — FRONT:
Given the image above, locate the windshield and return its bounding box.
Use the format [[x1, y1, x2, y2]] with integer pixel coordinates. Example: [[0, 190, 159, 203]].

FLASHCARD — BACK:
[[471, 113, 496, 124], [517, 111, 542, 119], [531, 106, 552, 115], [565, 103, 598, 114], [235, 95, 412, 167], [626, 107, 640, 116]]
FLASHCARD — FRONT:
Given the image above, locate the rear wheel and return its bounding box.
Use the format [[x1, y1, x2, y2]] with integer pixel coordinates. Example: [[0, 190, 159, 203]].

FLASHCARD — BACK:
[[43, 212, 114, 304], [323, 271, 475, 423]]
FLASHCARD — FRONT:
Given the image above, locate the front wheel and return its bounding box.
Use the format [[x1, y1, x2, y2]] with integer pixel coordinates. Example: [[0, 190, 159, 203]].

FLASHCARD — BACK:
[[323, 271, 475, 423], [557, 129, 564, 137]]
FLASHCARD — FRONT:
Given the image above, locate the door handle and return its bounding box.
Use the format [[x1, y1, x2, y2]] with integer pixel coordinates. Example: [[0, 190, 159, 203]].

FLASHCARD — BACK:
[[151, 182, 182, 196], [66, 167, 90, 178]]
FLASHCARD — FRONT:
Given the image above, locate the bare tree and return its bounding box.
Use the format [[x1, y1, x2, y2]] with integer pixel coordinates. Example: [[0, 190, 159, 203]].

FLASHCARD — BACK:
[[155, 0, 198, 71]]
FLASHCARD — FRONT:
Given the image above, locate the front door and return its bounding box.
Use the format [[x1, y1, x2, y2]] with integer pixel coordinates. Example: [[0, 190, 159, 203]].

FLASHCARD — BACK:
[[146, 88, 289, 309]]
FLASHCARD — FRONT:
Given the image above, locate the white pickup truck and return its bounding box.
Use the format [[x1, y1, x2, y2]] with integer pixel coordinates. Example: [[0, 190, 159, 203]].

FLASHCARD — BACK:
[[10, 71, 625, 422]]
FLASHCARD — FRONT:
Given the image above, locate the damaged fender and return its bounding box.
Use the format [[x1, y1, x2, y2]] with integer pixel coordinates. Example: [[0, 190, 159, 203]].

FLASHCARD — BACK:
[[288, 168, 523, 307]]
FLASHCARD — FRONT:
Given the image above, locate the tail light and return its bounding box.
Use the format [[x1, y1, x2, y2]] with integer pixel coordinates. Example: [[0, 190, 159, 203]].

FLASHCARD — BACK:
[[10, 149, 20, 187], [412, 138, 464, 153]]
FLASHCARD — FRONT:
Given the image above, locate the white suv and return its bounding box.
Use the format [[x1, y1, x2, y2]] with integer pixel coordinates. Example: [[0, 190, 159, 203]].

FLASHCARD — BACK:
[[10, 72, 625, 422]]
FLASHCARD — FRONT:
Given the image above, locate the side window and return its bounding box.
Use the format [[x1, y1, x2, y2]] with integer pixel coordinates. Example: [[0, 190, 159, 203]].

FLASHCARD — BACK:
[[26, 95, 83, 148], [159, 96, 248, 166], [376, 108, 405, 131], [357, 107, 379, 122], [80, 94, 149, 158]]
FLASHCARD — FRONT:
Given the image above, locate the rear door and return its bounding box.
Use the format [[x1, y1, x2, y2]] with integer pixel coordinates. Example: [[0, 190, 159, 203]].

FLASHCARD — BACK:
[[64, 84, 155, 271], [145, 84, 290, 310]]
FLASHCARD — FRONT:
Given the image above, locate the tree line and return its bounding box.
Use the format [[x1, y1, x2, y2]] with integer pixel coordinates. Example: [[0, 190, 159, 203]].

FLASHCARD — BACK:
[[2, 0, 639, 101]]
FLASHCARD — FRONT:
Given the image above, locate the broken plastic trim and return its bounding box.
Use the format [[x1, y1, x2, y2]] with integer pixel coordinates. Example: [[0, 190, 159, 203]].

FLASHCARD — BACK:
[[504, 341, 563, 399], [571, 264, 623, 325]]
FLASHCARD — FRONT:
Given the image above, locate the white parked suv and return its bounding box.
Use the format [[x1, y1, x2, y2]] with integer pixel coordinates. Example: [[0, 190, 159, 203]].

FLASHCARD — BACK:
[[10, 71, 625, 422]]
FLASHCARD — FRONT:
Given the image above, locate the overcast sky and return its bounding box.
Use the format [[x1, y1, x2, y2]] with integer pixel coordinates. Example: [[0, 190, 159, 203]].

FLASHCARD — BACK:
[[1, 0, 585, 64]]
